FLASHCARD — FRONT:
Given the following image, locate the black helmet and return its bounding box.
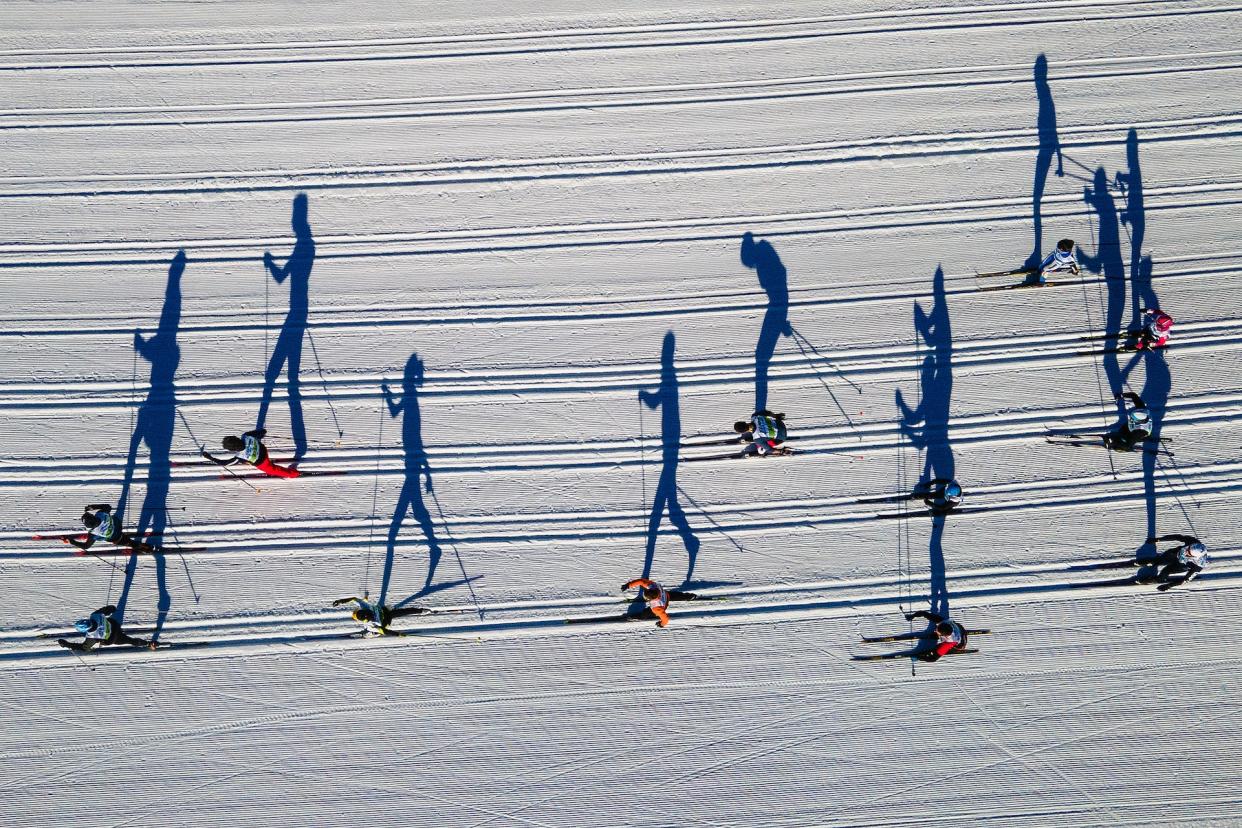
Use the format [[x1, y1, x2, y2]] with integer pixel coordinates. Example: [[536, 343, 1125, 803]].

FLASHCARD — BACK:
[[81, 512, 100, 529], [734, 421, 751, 433], [643, 585, 661, 600], [1057, 238, 1074, 252], [936, 622, 954, 636], [222, 435, 244, 452]]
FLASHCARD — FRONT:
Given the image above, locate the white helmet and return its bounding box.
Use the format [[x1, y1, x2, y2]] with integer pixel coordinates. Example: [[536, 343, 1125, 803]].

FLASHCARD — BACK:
[[1179, 542, 1208, 566]]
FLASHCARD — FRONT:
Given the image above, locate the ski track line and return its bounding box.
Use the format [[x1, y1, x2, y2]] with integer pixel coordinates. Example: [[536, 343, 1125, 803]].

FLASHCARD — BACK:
[[3, 569, 1240, 672], [4, 180, 1242, 267], [0, 322, 1238, 414], [6, 53, 1242, 131], [1, 1, 1236, 71], [1, 386, 1240, 485], [3, 111, 1240, 198], [6, 464, 1241, 559], [0, 0, 1186, 61], [1, 252, 1239, 338]]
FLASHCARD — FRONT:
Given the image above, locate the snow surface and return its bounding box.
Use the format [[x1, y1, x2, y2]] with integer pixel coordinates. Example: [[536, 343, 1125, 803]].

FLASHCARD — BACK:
[[2, 1, 1241, 826]]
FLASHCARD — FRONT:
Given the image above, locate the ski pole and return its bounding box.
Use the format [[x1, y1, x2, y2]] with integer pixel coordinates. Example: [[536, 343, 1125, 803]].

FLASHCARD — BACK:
[[219, 463, 262, 493]]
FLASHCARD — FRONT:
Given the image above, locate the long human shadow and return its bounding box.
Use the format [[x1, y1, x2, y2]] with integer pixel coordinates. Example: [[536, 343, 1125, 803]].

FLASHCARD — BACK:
[[256, 193, 314, 463], [639, 331, 700, 583], [115, 250, 186, 637], [1025, 54, 1064, 270], [1079, 166, 1127, 399], [377, 353, 447, 606], [1117, 128, 1145, 289], [740, 232, 791, 412], [1125, 256, 1171, 545], [894, 266, 954, 617]]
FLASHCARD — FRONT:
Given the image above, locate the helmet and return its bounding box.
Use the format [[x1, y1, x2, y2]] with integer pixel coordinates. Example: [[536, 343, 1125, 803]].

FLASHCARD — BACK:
[[944, 481, 963, 500], [73, 618, 96, 634], [936, 622, 954, 636], [1128, 408, 1151, 430], [1152, 312, 1173, 333], [222, 435, 244, 452], [734, 421, 751, 433], [1181, 542, 1208, 565], [1057, 238, 1075, 252], [81, 512, 100, 529], [643, 585, 661, 600], [352, 609, 375, 623]]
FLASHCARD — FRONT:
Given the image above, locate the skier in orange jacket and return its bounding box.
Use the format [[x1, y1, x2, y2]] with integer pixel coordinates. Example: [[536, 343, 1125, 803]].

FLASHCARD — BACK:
[[622, 578, 699, 627]]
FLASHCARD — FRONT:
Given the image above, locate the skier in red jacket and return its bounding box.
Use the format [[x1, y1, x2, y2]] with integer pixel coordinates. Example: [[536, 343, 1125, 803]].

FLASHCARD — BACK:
[[202, 428, 301, 478], [622, 578, 700, 627]]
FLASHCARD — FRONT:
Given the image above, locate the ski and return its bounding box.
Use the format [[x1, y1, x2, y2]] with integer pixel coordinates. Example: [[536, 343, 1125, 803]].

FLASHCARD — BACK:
[[218, 469, 348, 480], [871, 508, 975, 520], [71, 545, 206, 556], [861, 628, 990, 643], [976, 280, 1065, 293], [974, 267, 1036, 279], [681, 448, 794, 464], [1078, 330, 1138, 342], [679, 438, 746, 449], [853, 648, 979, 661], [1076, 343, 1168, 357]]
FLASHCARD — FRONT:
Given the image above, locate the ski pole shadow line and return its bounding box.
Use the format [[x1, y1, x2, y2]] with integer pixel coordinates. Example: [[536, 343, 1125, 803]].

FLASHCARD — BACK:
[[115, 250, 186, 637], [256, 193, 315, 464], [639, 331, 700, 584], [741, 232, 791, 413], [1025, 53, 1064, 271], [895, 266, 955, 617]]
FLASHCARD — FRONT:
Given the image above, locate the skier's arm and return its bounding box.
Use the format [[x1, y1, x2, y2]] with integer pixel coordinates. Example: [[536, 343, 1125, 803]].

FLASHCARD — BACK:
[[904, 610, 941, 624], [380, 382, 402, 417], [97, 605, 117, 616], [84, 504, 112, 513], [651, 606, 671, 627], [331, 596, 365, 608], [200, 450, 239, 467], [1118, 392, 1146, 409], [66, 535, 96, 551], [623, 578, 653, 592], [242, 428, 267, 440], [1152, 534, 1197, 545]]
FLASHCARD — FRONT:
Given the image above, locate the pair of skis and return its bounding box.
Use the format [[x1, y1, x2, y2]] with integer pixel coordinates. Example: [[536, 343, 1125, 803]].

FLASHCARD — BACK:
[[679, 440, 795, 463], [853, 628, 990, 661], [1045, 434, 1172, 456], [563, 595, 730, 625], [31, 534, 206, 555]]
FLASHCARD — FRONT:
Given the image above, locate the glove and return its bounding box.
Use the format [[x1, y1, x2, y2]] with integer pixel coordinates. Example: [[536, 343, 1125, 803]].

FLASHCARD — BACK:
[[621, 584, 631, 593], [57, 639, 72, 649], [331, 598, 351, 606], [904, 613, 916, 621]]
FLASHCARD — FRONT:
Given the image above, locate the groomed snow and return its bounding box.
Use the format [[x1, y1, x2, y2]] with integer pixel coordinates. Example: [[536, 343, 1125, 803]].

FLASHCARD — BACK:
[[1, 2, 1240, 826]]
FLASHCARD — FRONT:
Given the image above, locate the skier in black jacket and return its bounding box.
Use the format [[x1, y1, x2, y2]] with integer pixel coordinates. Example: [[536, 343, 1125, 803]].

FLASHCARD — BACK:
[[58, 605, 155, 652], [1142, 534, 1207, 591], [66, 504, 156, 554]]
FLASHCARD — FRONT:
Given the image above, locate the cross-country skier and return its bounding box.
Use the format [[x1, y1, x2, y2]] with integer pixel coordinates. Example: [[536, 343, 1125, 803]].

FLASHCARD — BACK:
[[904, 610, 970, 661], [1035, 238, 1080, 284], [622, 578, 700, 627], [919, 478, 963, 515], [57, 605, 155, 652], [333, 596, 429, 636], [66, 504, 156, 554], [1141, 534, 1207, 591], [734, 409, 791, 456], [1134, 307, 1173, 351], [201, 428, 301, 478], [1104, 392, 1152, 452]]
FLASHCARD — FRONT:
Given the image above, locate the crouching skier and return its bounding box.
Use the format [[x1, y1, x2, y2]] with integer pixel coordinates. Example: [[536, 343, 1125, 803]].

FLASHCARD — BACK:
[[1034, 238, 1080, 285], [1134, 308, 1173, 351], [202, 428, 301, 478], [734, 410, 791, 457], [333, 596, 429, 636], [622, 578, 700, 627], [1142, 534, 1208, 592], [58, 605, 155, 652], [905, 611, 970, 662], [67, 504, 156, 554]]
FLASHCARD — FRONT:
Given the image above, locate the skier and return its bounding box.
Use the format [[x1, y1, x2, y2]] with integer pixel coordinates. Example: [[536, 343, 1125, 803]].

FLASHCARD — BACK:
[[904, 610, 970, 661], [1103, 392, 1152, 452], [1134, 307, 1173, 350], [622, 578, 700, 627], [333, 596, 429, 636], [66, 504, 156, 554], [201, 428, 301, 479], [919, 478, 963, 515], [1048, 392, 1154, 453], [57, 605, 155, 652], [734, 409, 791, 456], [1141, 534, 1207, 591], [1035, 238, 1080, 284]]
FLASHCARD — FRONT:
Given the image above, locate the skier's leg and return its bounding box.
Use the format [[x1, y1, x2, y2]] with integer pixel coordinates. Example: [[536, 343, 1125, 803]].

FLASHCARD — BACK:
[[389, 605, 430, 620], [254, 456, 302, 479], [667, 590, 699, 602], [286, 333, 307, 462]]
